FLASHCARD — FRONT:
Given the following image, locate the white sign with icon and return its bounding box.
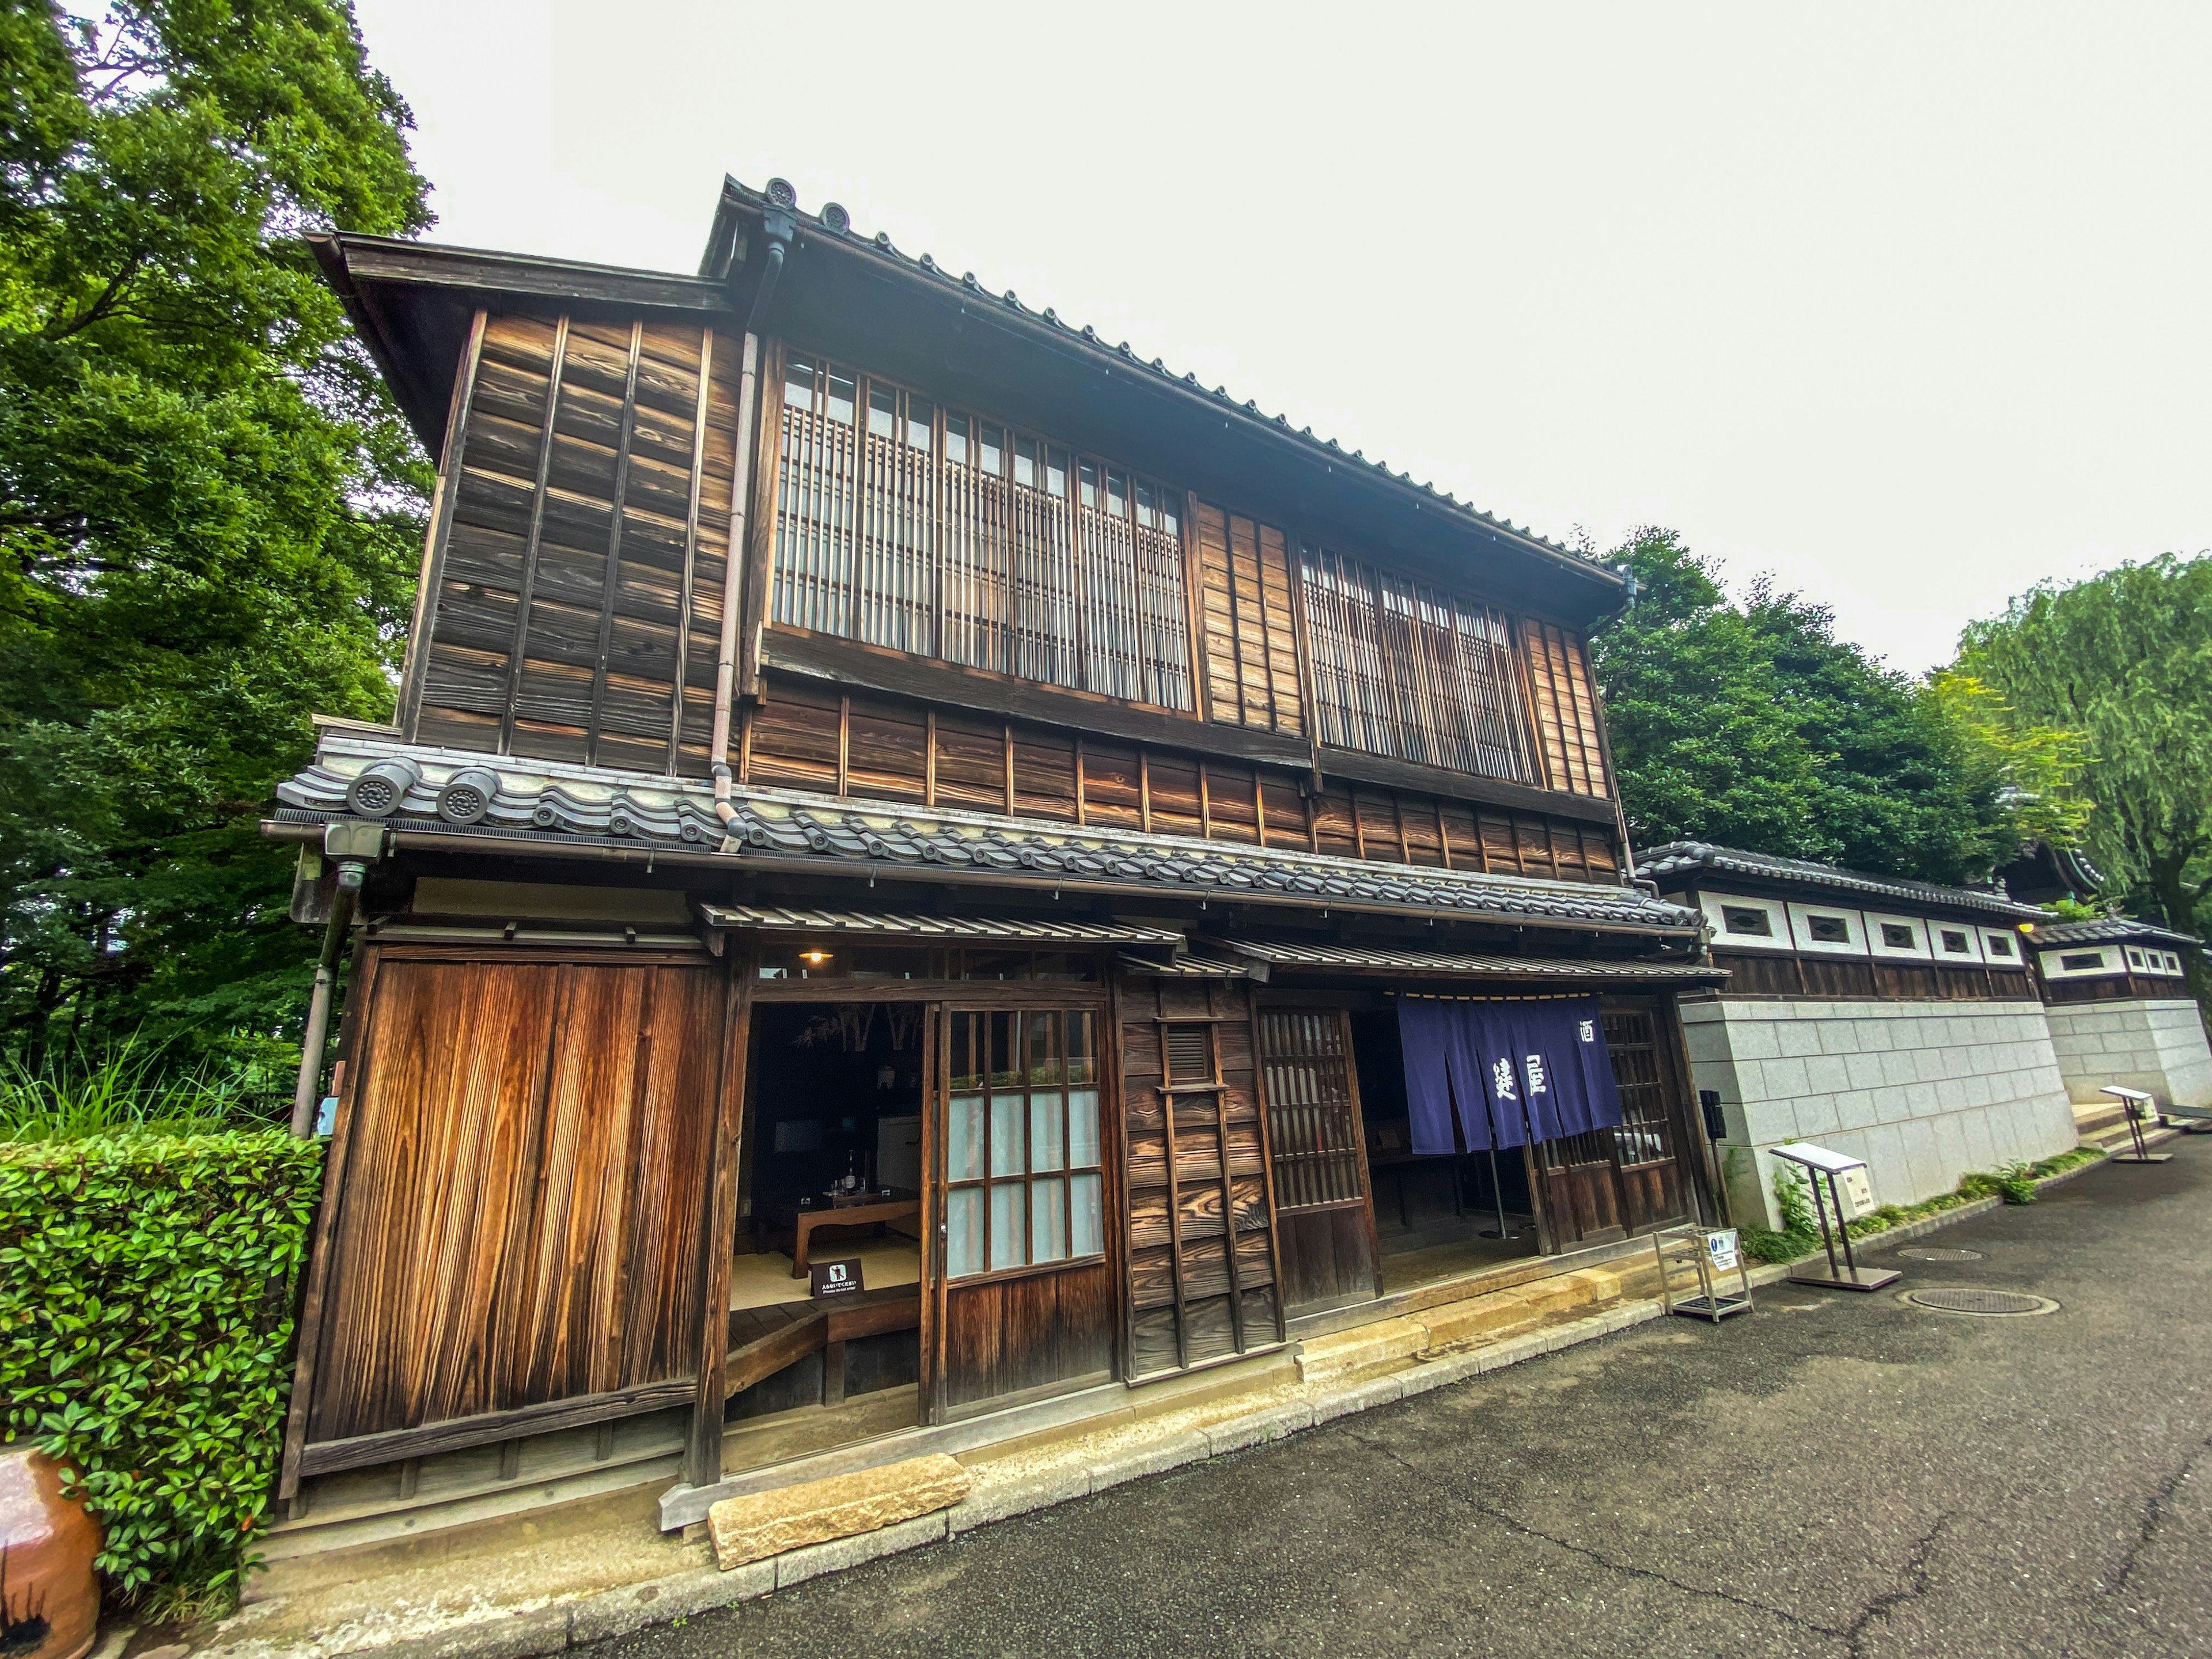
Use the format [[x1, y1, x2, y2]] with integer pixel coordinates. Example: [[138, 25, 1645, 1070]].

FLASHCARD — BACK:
[[1706, 1229, 1740, 1274]]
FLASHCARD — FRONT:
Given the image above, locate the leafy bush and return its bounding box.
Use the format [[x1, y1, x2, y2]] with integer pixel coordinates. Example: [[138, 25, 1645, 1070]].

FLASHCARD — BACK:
[[1737, 1145, 2107, 1261], [1, 1131, 323, 1608]]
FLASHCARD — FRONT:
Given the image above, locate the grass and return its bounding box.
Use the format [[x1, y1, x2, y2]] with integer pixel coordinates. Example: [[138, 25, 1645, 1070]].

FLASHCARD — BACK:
[[1735, 1145, 2107, 1265], [0, 1037, 289, 1142]]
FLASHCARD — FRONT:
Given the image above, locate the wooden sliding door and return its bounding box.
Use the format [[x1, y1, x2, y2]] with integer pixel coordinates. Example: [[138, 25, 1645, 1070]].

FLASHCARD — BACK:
[[1256, 1007, 1380, 1315], [929, 1006, 1117, 1419], [296, 948, 725, 1468]]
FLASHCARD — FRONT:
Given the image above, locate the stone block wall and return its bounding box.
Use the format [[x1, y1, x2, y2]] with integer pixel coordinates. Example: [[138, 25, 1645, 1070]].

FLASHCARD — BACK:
[[1678, 998, 2078, 1230], [2043, 998, 2212, 1111]]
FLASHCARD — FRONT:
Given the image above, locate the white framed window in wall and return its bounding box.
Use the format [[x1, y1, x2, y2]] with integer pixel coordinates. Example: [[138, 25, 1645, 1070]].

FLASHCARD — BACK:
[[2042, 948, 2122, 979], [1700, 892, 1792, 952], [1787, 903, 1868, 956], [1982, 929, 2027, 968], [1865, 912, 1934, 961], [1933, 925, 1985, 964]]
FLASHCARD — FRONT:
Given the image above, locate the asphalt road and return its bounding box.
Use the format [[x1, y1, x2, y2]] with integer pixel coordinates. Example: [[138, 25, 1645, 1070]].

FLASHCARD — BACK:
[[592, 1140, 2212, 1658]]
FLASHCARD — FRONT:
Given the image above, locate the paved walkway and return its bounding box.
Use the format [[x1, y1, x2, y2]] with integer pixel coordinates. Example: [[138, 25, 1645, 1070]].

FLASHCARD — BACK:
[[584, 1139, 2212, 1658]]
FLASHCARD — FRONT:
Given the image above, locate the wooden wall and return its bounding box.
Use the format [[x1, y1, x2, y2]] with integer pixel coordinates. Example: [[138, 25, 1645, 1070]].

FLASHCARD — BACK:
[[745, 677, 1621, 881], [938, 1262, 1116, 1415], [1709, 948, 2039, 1002], [1192, 501, 1303, 735], [1118, 979, 1284, 1378], [303, 949, 725, 1446], [410, 311, 743, 775]]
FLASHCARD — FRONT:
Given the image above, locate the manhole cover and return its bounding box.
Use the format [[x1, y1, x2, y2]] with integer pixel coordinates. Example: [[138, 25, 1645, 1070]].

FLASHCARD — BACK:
[[1897, 1247, 1984, 1262], [1902, 1288, 2059, 1317]]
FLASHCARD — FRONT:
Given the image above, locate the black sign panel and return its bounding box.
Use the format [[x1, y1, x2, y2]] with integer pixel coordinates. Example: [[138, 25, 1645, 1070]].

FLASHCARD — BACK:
[[809, 1257, 864, 1299]]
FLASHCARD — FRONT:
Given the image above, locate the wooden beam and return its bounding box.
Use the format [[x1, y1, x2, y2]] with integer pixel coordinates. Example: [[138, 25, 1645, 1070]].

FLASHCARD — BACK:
[[301, 1376, 698, 1479], [686, 941, 756, 1486]]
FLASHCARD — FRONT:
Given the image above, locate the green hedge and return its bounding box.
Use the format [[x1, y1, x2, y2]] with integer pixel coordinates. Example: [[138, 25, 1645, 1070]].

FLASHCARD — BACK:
[[0, 1131, 323, 1603]]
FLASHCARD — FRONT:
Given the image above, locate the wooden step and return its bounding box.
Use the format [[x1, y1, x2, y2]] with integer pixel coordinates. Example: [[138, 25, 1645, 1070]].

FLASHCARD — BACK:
[[724, 1287, 922, 1401]]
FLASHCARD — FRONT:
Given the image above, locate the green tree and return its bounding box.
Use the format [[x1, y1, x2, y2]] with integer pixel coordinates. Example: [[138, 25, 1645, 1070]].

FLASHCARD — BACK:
[[1590, 528, 2013, 884], [1960, 554, 2212, 1017], [0, 1, 430, 1068]]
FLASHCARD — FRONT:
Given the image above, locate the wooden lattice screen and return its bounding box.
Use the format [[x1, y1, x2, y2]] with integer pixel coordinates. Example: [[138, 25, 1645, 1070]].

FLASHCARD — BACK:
[[1298, 546, 1540, 784], [1256, 1010, 1369, 1211]]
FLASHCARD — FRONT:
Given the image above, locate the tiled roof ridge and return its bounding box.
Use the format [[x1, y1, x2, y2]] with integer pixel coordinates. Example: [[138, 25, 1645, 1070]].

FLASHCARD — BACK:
[[2034, 916, 2206, 949], [276, 745, 1700, 936], [1635, 839, 2046, 921], [715, 175, 1609, 577]]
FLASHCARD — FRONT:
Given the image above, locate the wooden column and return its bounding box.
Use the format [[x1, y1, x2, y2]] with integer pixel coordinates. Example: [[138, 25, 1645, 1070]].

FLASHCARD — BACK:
[[685, 940, 757, 1488]]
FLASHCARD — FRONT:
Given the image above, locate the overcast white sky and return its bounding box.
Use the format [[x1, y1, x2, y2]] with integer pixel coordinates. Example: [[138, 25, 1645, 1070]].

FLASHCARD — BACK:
[[350, 1, 2211, 674]]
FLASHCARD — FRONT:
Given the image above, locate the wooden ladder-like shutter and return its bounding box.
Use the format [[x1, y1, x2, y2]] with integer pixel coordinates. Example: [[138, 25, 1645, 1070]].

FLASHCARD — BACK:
[[1119, 979, 1285, 1378]]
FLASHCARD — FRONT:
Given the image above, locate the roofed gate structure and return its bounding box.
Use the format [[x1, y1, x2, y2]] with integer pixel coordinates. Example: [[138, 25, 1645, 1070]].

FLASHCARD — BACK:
[[1638, 842, 2080, 1230], [266, 177, 1726, 1562]]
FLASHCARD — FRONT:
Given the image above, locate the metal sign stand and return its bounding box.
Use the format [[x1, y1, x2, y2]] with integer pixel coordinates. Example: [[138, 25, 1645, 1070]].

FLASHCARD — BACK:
[[1770, 1145, 1899, 1292], [1654, 1225, 1752, 1322], [2103, 1086, 2173, 1163]]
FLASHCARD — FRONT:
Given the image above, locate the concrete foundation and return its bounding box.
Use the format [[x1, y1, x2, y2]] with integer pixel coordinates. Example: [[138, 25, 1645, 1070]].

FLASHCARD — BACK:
[[2043, 998, 2212, 1112], [1680, 997, 2078, 1229]]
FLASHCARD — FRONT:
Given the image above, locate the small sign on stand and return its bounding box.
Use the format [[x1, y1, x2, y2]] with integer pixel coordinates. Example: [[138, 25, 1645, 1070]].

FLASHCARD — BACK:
[[1655, 1224, 1753, 1322], [2101, 1087, 2173, 1163], [1770, 1143, 1899, 1292], [809, 1257, 865, 1299]]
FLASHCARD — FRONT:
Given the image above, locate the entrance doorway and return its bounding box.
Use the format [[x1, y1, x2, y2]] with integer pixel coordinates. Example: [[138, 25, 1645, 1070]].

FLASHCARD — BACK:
[[722, 1002, 929, 1474], [1348, 1009, 1543, 1293]]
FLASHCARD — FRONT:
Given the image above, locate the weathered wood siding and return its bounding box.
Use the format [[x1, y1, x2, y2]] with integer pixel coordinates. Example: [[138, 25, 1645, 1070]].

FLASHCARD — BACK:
[[305, 950, 724, 1444], [1191, 500, 1304, 734], [1119, 980, 1284, 1378], [411, 312, 743, 775], [743, 679, 1622, 881]]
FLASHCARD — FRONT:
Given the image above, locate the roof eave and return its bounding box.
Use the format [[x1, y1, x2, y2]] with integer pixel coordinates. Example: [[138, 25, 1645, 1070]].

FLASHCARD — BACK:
[[706, 176, 1625, 611]]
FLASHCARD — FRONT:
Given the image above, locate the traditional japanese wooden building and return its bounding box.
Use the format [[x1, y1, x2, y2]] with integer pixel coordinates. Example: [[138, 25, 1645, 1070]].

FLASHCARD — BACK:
[[264, 176, 1726, 1558]]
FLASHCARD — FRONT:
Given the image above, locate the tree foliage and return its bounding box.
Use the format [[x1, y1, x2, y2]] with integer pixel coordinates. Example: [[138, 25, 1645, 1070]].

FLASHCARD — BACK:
[[1590, 528, 2015, 884], [0, 1, 430, 1067], [1960, 554, 2212, 1013]]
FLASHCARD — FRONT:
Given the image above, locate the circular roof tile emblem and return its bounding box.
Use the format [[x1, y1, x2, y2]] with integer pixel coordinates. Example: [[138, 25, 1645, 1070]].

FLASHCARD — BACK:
[[1902, 1288, 2058, 1317]]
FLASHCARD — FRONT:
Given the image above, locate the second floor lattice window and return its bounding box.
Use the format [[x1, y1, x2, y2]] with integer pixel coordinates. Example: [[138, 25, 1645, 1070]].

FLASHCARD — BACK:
[[771, 353, 1194, 711], [1297, 546, 1544, 786]]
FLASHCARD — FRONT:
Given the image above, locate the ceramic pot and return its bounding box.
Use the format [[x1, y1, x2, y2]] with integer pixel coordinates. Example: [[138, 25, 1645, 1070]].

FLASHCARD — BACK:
[[0, 1446, 100, 1659]]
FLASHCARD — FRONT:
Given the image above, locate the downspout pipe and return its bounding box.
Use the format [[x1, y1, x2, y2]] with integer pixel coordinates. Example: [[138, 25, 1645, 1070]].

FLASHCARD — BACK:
[[711, 183, 798, 836], [289, 858, 366, 1137]]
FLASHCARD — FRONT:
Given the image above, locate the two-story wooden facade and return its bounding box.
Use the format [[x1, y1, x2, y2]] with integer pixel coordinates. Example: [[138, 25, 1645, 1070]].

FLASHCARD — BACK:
[[266, 177, 1724, 1551]]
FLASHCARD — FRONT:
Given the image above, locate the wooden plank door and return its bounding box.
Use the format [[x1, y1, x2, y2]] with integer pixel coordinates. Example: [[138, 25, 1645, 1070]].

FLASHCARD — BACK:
[[1256, 1007, 1381, 1315]]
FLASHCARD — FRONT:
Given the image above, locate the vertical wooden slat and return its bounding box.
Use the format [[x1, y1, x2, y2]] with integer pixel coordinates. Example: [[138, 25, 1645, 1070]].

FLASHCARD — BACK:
[[664, 326, 715, 772], [498, 313, 570, 753], [584, 321, 646, 766], [398, 310, 487, 741]]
